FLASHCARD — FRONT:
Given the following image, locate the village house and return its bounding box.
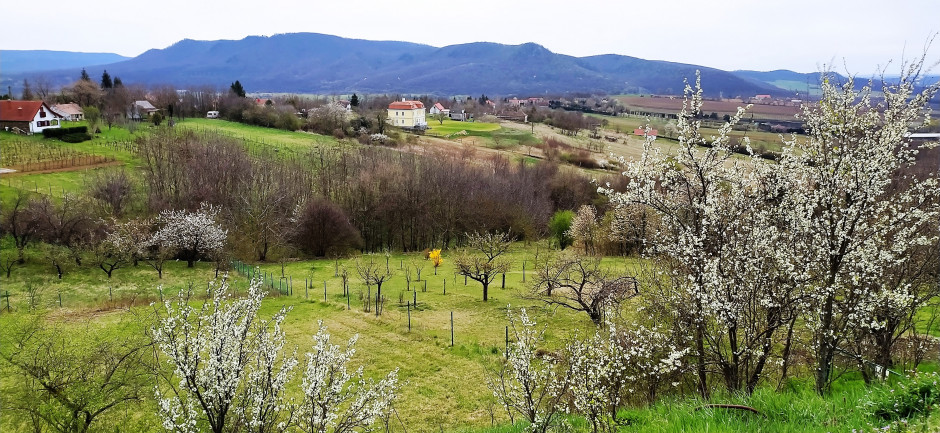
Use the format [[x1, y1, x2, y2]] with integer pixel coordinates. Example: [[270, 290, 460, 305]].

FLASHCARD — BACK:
[[387, 99, 427, 129], [335, 100, 352, 112], [128, 100, 160, 121], [0, 100, 64, 134], [50, 103, 85, 121], [428, 102, 449, 116]]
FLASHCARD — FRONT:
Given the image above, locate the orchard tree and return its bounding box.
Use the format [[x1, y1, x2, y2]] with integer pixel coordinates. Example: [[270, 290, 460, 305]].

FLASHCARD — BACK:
[[454, 231, 513, 301], [0, 314, 150, 433], [356, 257, 393, 315], [296, 322, 399, 433], [152, 277, 296, 433], [151, 203, 227, 267], [530, 251, 638, 325], [604, 73, 801, 395], [486, 308, 568, 433], [776, 61, 940, 395]]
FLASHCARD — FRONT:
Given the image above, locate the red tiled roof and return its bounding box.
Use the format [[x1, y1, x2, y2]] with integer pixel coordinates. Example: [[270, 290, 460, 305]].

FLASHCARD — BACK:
[[0, 100, 48, 122], [389, 101, 425, 110], [433, 102, 445, 110]]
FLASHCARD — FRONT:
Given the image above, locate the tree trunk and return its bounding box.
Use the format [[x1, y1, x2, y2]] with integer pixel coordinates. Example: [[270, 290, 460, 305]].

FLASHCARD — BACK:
[[483, 281, 489, 301]]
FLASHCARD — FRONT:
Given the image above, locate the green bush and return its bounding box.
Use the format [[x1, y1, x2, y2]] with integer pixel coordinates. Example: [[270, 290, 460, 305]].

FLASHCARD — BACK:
[[60, 133, 92, 143], [549, 210, 575, 249], [42, 126, 88, 138], [865, 371, 940, 421]]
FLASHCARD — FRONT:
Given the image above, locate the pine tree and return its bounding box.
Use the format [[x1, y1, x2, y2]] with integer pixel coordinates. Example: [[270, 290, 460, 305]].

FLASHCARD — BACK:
[[80, 68, 91, 81], [350, 93, 359, 107], [100, 70, 113, 89], [113, 77, 123, 88], [230, 80, 246, 98]]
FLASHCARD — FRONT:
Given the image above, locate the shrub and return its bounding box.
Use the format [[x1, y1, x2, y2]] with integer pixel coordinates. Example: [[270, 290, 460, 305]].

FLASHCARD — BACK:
[[60, 132, 92, 143], [42, 126, 88, 138], [865, 371, 940, 421], [549, 210, 574, 249]]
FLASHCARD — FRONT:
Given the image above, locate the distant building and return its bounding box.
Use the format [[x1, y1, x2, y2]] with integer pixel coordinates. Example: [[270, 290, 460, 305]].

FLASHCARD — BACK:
[[128, 100, 160, 120], [429, 102, 449, 116], [633, 127, 658, 138], [51, 103, 85, 121], [335, 100, 352, 112], [754, 94, 771, 101], [0, 100, 63, 133], [387, 99, 427, 128], [449, 110, 472, 122]]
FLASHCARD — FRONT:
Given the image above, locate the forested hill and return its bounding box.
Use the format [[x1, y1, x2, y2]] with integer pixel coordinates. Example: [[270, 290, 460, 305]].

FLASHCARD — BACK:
[[2, 50, 130, 74], [7, 33, 793, 97]]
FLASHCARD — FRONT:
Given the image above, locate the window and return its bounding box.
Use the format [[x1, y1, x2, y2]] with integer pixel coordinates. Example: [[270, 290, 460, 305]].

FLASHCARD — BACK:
[[51, 120, 58, 126], [39, 110, 46, 118]]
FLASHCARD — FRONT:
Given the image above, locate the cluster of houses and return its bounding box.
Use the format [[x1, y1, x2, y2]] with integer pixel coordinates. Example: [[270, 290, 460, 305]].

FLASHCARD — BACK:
[[0, 99, 163, 134], [0, 100, 71, 134], [386, 99, 483, 129]]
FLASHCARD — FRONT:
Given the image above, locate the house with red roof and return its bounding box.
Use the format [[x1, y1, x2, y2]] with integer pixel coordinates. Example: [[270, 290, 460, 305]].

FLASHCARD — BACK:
[[0, 100, 63, 134], [387, 99, 427, 129], [428, 102, 450, 116]]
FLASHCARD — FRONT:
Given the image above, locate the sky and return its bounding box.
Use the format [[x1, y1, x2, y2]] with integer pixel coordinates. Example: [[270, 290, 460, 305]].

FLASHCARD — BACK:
[[3, 0, 938, 74]]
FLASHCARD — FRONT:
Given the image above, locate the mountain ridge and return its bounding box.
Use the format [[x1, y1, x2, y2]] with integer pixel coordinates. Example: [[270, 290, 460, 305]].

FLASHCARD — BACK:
[[4, 33, 803, 97]]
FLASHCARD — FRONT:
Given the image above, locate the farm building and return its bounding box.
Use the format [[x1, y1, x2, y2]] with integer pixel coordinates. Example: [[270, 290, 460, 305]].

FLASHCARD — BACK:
[[387, 99, 427, 129], [51, 103, 85, 121], [0, 100, 63, 134]]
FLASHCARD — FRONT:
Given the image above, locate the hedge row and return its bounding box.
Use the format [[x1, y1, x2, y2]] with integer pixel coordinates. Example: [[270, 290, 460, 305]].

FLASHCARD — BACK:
[[42, 126, 88, 138]]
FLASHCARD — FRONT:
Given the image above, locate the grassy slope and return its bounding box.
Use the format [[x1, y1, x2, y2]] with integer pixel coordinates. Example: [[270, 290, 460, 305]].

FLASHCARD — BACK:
[[2, 118, 936, 432]]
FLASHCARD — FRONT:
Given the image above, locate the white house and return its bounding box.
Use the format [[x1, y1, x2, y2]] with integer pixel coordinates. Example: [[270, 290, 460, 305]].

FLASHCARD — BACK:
[[429, 102, 450, 116], [0, 100, 63, 133]]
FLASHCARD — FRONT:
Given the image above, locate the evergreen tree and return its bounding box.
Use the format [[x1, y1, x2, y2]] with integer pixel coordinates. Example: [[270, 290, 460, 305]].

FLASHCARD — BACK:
[[350, 93, 359, 107], [21, 79, 34, 100], [113, 77, 123, 88], [230, 80, 246, 98], [101, 70, 113, 89], [80, 68, 91, 81]]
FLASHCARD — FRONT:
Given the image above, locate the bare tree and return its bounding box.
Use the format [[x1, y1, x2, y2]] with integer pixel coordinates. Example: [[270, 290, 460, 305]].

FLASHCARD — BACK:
[[454, 231, 513, 301], [0, 192, 40, 264], [530, 252, 638, 325], [356, 257, 393, 315]]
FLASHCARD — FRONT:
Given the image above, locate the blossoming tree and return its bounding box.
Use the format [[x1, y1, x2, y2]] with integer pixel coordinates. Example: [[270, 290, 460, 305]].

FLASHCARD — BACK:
[[151, 203, 227, 268]]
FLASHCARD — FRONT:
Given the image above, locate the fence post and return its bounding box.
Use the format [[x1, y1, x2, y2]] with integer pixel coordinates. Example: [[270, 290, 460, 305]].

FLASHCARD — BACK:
[[324, 281, 327, 302], [443, 279, 446, 295], [407, 301, 411, 332], [58, 292, 62, 307], [522, 261, 526, 283], [506, 326, 510, 358], [502, 273, 505, 289], [450, 312, 454, 347]]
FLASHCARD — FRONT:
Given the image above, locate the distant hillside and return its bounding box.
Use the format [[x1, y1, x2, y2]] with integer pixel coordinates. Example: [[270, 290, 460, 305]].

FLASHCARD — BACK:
[[733, 70, 826, 96], [4, 33, 795, 97], [2, 50, 130, 74]]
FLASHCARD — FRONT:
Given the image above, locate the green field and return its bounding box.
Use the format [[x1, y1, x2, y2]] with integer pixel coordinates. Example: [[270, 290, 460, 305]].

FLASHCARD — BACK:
[[176, 117, 344, 155], [1, 117, 937, 433], [424, 119, 538, 150]]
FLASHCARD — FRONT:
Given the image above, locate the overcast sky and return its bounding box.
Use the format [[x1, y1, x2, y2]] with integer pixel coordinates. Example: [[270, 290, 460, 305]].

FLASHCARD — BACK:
[[3, 0, 937, 74]]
